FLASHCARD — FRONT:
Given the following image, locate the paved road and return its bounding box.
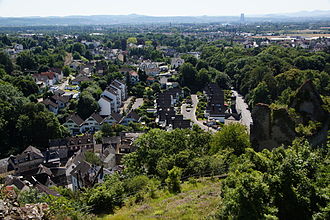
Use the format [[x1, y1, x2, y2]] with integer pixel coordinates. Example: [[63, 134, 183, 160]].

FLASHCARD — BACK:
[[232, 90, 252, 133], [121, 97, 134, 114], [181, 95, 216, 132], [121, 97, 144, 114]]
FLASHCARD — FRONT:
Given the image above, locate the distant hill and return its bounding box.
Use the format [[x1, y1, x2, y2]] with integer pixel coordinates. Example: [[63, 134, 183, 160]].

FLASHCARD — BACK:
[[0, 10, 330, 26]]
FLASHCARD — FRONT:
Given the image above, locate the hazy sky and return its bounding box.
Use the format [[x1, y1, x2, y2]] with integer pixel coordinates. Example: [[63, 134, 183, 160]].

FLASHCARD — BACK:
[[0, 0, 330, 17]]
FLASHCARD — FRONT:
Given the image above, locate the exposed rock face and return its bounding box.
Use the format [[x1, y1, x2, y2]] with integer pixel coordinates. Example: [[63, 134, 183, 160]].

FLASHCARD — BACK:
[[251, 80, 329, 151], [290, 80, 327, 123], [0, 188, 49, 219], [250, 104, 296, 151]]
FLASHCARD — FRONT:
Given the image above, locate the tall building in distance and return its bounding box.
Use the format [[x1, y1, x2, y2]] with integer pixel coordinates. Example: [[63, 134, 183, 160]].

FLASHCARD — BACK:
[[240, 13, 245, 23]]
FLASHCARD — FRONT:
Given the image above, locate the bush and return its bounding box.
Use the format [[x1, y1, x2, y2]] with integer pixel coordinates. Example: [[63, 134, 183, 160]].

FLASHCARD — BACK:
[[165, 166, 182, 194]]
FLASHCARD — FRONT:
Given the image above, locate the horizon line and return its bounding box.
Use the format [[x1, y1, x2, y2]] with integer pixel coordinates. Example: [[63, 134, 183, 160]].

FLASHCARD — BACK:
[[0, 9, 330, 19]]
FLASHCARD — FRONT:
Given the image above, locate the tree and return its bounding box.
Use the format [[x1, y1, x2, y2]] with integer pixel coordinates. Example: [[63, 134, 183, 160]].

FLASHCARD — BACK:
[[210, 123, 250, 155], [72, 43, 86, 56], [218, 170, 274, 219], [181, 54, 197, 66], [85, 174, 124, 214], [76, 91, 99, 119], [127, 37, 138, 45], [165, 166, 182, 194], [196, 59, 209, 71], [0, 81, 28, 156], [63, 66, 71, 76], [248, 81, 271, 107], [196, 68, 210, 91], [16, 102, 62, 149], [101, 123, 115, 137], [16, 51, 38, 70], [215, 71, 231, 90], [179, 63, 197, 91], [0, 52, 13, 74], [0, 68, 6, 78]]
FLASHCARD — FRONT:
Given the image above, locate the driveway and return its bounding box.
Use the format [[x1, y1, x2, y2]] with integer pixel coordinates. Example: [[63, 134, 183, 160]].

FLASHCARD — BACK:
[[121, 97, 144, 114], [132, 98, 144, 110], [232, 90, 252, 133], [181, 95, 216, 133]]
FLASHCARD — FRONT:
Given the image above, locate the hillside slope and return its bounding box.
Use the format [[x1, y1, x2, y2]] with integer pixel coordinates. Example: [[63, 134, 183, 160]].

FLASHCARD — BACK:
[[101, 178, 222, 220]]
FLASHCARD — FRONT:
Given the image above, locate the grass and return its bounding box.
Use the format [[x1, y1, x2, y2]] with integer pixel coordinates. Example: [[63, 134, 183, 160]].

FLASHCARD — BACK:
[[100, 178, 221, 220]]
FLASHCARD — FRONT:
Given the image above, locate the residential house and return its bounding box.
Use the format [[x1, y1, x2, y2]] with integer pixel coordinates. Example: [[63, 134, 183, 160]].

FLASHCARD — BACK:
[[70, 60, 82, 70], [129, 71, 139, 84], [49, 134, 95, 161], [113, 79, 127, 100], [98, 96, 113, 116], [119, 67, 133, 75], [120, 111, 141, 125], [139, 61, 160, 76], [109, 84, 122, 108], [139, 61, 158, 71], [63, 114, 85, 135], [101, 132, 144, 165], [101, 87, 119, 112], [33, 72, 59, 87], [145, 68, 160, 76], [171, 58, 185, 69], [42, 99, 59, 114], [80, 113, 104, 133], [103, 112, 122, 125], [71, 75, 91, 85], [43, 95, 71, 114], [70, 161, 106, 191], [8, 146, 44, 174], [147, 77, 156, 85], [203, 83, 226, 123]]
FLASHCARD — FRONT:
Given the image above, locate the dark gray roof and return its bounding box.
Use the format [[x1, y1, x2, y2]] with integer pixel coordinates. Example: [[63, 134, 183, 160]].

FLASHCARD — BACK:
[[66, 114, 84, 126], [70, 160, 92, 176], [90, 113, 105, 124]]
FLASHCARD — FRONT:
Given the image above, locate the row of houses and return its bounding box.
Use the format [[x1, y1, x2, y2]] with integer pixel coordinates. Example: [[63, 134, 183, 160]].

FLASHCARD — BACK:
[[64, 111, 141, 135], [0, 131, 144, 192], [156, 87, 192, 130], [203, 83, 227, 123]]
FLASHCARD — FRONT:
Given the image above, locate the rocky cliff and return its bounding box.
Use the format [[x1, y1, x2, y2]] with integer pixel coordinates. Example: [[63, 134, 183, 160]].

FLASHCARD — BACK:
[[251, 80, 329, 151]]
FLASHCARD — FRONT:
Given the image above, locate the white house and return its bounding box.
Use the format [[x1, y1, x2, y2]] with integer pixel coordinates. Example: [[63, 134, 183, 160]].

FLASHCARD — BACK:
[[109, 84, 122, 108], [120, 111, 141, 125], [33, 72, 58, 87], [113, 80, 127, 100], [80, 113, 104, 133], [139, 62, 158, 71], [101, 88, 119, 112], [98, 96, 113, 116], [63, 114, 84, 135], [145, 68, 160, 76], [103, 112, 122, 125], [171, 58, 185, 69]]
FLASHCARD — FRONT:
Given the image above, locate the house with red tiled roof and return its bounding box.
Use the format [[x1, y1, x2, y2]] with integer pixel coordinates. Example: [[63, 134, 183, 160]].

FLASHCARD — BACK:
[[33, 72, 59, 87]]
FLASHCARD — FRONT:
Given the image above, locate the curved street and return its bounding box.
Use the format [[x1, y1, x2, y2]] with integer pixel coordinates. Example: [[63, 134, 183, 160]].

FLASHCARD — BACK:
[[181, 95, 216, 133]]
